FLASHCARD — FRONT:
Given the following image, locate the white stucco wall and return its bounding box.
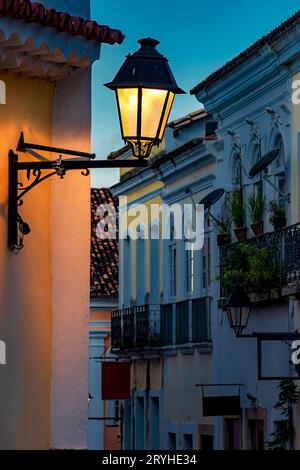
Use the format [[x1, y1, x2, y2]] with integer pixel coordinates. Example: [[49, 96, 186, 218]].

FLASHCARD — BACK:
[[49, 70, 92, 449]]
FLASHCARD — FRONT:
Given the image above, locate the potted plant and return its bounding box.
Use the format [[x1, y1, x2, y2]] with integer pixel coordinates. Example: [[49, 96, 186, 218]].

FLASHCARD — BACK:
[[268, 201, 286, 230], [217, 218, 231, 247], [220, 241, 277, 295], [230, 189, 247, 241], [248, 192, 265, 236]]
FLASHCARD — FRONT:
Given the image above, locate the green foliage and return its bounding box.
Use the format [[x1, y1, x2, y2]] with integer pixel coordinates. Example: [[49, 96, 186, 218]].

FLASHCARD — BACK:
[[217, 217, 231, 235], [268, 201, 286, 225], [220, 241, 276, 293], [248, 193, 265, 224], [230, 189, 245, 228], [267, 380, 299, 450]]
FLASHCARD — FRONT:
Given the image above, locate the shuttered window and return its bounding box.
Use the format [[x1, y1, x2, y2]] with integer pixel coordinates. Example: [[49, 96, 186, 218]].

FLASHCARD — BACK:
[[175, 300, 189, 344], [161, 303, 173, 346], [192, 297, 211, 342]]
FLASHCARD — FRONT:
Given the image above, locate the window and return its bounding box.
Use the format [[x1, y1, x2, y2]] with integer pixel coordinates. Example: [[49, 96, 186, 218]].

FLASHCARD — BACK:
[[106, 400, 120, 426], [192, 297, 211, 342], [273, 135, 286, 209], [182, 433, 193, 450], [150, 221, 160, 304], [168, 432, 176, 450], [150, 397, 160, 450], [185, 244, 194, 295], [231, 153, 242, 187], [274, 134, 285, 169], [201, 236, 211, 291], [135, 397, 145, 450], [136, 226, 146, 305], [175, 300, 189, 344], [205, 121, 218, 137], [123, 236, 132, 306], [169, 221, 177, 298], [161, 303, 173, 346]]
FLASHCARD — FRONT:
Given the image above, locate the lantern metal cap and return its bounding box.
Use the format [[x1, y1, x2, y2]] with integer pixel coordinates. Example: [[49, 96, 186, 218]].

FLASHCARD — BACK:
[[225, 289, 252, 308], [105, 37, 185, 94]]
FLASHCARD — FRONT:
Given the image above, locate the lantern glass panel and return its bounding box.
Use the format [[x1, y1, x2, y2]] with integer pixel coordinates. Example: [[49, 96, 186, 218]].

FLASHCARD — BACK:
[[159, 92, 174, 140], [141, 88, 168, 139], [117, 88, 138, 138]]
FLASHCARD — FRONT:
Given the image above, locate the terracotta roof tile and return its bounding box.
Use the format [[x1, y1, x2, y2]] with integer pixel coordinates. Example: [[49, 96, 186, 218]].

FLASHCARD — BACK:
[[0, 0, 124, 45], [191, 10, 300, 95], [91, 188, 119, 299]]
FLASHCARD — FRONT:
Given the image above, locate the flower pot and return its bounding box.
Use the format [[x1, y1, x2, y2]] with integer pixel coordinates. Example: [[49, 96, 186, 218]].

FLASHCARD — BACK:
[[273, 217, 286, 230], [251, 222, 263, 237], [217, 234, 231, 247], [234, 227, 248, 241]]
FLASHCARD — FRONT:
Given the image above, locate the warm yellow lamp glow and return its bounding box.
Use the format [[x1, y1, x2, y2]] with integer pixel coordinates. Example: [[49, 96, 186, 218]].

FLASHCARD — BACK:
[[116, 87, 175, 158], [105, 38, 185, 159]]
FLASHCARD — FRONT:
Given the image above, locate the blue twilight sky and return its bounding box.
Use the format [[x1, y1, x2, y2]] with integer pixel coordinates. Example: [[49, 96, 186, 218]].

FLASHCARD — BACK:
[[91, 0, 300, 187]]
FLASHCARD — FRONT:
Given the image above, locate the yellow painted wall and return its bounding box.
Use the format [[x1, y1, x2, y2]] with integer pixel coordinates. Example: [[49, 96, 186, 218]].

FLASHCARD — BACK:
[[120, 182, 164, 302], [0, 72, 54, 448]]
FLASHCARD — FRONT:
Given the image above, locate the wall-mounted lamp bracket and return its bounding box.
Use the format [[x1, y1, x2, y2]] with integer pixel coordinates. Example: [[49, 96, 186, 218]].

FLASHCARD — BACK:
[[8, 133, 148, 250]]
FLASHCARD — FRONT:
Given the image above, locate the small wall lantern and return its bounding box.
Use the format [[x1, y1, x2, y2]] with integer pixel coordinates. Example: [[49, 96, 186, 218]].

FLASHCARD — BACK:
[[225, 289, 252, 336]]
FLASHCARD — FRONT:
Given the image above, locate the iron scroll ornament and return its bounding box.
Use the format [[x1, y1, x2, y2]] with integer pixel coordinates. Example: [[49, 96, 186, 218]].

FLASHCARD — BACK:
[[8, 134, 148, 250]]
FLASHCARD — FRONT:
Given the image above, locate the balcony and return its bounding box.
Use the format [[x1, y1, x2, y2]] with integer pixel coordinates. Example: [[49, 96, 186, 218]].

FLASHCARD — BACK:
[[111, 304, 161, 352], [219, 223, 300, 302], [111, 298, 212, 353]]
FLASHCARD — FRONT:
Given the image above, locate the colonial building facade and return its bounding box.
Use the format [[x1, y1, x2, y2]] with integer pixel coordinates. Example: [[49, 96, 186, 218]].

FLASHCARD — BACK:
[[110, 10, 300, 450], [110, 110, 219, 449], [191, 10, 300, 449]]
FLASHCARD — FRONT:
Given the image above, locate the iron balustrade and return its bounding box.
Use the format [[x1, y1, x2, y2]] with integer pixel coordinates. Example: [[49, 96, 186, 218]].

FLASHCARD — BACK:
[[111, 304, 161, 351], [219, 223, 300, 298]]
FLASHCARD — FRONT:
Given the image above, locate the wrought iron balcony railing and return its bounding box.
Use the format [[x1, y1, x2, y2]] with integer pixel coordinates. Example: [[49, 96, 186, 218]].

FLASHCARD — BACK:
[[111, 304, 161, 352], [219, 223, 300, 299]]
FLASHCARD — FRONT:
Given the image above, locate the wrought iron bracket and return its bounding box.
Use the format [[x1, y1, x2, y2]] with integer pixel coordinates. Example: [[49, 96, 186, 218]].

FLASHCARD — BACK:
[[8, 133, 148, 250]]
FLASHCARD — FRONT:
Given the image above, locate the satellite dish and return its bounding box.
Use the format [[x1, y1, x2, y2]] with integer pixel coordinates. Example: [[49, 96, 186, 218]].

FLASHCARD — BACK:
[[199, 188, 225, 209], [249, 149, 279, 178]]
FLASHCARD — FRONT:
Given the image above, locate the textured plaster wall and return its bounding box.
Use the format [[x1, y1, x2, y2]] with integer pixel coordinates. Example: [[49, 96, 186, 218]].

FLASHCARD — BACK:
[[0, 72, 53, 449], [166, 352, 212, 424], [50, 70, 91, 449]]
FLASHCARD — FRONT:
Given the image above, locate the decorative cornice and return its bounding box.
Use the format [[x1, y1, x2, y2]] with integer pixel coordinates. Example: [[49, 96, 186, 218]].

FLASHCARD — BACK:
[[162, 173, 215, 205]]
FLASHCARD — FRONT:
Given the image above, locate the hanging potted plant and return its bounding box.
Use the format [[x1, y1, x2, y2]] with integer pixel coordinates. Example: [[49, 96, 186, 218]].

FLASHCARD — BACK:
[[248, 192, 265, 236], [230, 189, 247, 241], [268, 201, 286, 230], [217, 219, 231, 247]]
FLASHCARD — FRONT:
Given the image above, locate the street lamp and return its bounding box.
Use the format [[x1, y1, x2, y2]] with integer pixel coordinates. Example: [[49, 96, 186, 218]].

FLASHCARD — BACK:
[[8, 38, 184, 250], [225, 289, 252, 336], [105, 38, 185, 159]]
